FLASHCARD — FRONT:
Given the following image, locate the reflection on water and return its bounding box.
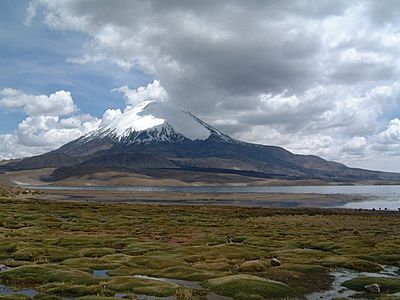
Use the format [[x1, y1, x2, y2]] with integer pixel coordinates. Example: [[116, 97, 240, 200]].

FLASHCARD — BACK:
[[92, 269, 111, 278], [0, 284, 38, 297]]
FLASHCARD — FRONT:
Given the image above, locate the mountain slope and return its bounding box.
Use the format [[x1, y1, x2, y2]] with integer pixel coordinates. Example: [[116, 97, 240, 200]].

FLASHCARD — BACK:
[[4, 100, 400, 183]]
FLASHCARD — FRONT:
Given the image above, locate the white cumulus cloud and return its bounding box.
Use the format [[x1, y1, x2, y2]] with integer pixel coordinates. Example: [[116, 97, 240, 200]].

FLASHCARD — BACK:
[[100, 108, 123, 126], [0, 89, 101, 159], [0, 88, 77, 117], [112, 80, 168, 106], [13, 1, 400, 171]]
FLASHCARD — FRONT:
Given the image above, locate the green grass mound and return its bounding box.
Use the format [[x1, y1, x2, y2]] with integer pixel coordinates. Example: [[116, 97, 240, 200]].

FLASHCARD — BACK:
[[79, 248, 116, 258], [151, 266, 222, 281], [54, 237, 107, 249], [378, 294, 400, 300], [12, 245, 74, 262], [122, 240, 172, 255], [183, 244, 261, 261], [303, 242, 337, 252], [203, 274, 293, 299], [99, 254, 132, 263], [61, 257, 119, 271], [109, 264, 221, 281], [0, 265, 98, 285], [270, 248, 330, 264], [343, 276, 400, 293], [322, 256, 383, 272], [192, 259, 232, 271], [238, 260, 267, 272], [39, 282, 113, 297], [370, 254, 400, 267], [0, 241, 17, 253], [122, 254, 188, 269], [105, 276, 179, 297]]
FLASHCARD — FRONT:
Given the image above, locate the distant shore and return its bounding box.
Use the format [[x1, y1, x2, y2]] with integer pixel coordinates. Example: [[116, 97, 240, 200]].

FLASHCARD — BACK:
[[22, 188, 366, 209]]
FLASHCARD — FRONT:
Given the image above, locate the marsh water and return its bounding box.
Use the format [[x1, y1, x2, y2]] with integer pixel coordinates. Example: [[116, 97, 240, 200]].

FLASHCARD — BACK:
[[0, 284, 38, 298], [25, 184, 400, 210], [306, 265, 400, 299]]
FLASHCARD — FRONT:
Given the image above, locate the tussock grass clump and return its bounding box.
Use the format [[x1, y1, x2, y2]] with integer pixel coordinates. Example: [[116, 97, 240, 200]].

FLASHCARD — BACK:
[[79, 248, 116, 258], [123, 254, 188, 269], [39, 282, 113, 297], [203, 274, 293, 299], [0, 241, 17, 253], [11, 245, 74, 262], [105, 276, 179, 297], [238, 260, 268, 272], [192, 259, 232, 271], [0, 265, 98, 285], [109, 264, 221, 281], [61, 257, 119, 271], [282, 263, 327, 274], [342, 276, 400, 294], [303, 241, 337, 252], [322, 256, 383, 272]]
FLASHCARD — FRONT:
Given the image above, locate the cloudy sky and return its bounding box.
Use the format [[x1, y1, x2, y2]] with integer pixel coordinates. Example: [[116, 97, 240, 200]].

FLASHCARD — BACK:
[[1, 0, 400, 172]]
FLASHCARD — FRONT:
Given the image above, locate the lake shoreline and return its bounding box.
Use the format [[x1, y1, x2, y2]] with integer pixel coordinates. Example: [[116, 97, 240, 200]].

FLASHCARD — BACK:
[[16, 188, 383, 211]]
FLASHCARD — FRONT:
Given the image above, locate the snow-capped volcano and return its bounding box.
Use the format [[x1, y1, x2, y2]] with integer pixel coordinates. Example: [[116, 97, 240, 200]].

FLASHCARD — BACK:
[[88, 101, 229, 144], [5, 98, 400, 183]]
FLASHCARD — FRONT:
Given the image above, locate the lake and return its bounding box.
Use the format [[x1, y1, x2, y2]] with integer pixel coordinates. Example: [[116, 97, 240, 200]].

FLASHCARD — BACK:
[[24, 184, 400, 210]]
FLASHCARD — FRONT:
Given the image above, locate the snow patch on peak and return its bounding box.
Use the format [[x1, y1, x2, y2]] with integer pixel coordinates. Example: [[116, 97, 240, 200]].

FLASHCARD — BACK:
[[100, 101, 165, 137], [93, 101, 215, 142]]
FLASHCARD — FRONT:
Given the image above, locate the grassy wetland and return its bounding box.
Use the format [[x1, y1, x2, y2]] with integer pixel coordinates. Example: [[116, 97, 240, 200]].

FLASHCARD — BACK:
[[0, 188, 400, 299]]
